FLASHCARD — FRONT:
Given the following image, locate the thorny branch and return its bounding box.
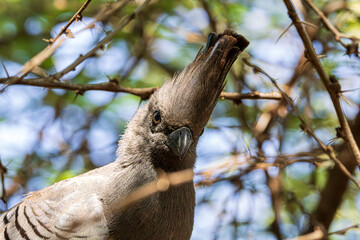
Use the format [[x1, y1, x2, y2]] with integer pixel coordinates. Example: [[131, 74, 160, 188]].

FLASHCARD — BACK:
[[0, 77, 282, 102], [49, 0, 93, 45], [196, 151, 326, 187], [1, 0, 146, 92], [302, 0, 359, 56], [0, 0, 93, 93], [1, 0, 358, 237], [242, 57, 360, 189], [283, 0, 360, 170], [53, 0, 138, 80], [117, 149, 331, 211]]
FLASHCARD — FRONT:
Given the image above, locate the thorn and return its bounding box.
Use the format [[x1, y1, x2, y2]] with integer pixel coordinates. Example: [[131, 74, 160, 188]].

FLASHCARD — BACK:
[[74, 90, 84, 101], [345, 41, 359, 57], [136, 99, 143, 112], [300, 122, 308, 133], [328, 137, 337, 145], [329, 75, 341, 93], [335, 127, 345, 139], [340, 87, 360, 93], [65, 29, 75, 38], [1, 61, 10, 78], [341, 94, 352, 106], [300, 21, 318, 29], [276, 23, 293, 43], [106, 75, 119, 85], [75, 14, 83, 24], [42, 38, 54, 44]]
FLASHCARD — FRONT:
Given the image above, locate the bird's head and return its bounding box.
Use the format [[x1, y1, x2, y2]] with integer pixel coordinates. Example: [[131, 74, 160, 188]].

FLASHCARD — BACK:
[[119, 29, 249, 171]]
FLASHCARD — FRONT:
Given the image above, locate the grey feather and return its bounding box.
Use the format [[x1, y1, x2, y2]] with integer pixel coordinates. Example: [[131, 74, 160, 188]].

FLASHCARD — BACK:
[[0, 29, 249, 240]]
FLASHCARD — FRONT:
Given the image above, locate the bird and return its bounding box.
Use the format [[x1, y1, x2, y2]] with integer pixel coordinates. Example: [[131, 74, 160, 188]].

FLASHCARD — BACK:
[[0, 29, 249, 240]]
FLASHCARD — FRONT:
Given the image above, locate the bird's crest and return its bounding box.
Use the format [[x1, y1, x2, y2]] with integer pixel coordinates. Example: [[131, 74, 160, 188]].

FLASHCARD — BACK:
[[153, 29, 250, 134]]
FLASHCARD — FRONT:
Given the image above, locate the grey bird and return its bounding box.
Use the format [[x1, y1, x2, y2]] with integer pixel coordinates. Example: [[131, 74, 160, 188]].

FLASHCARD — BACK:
[[0, 29, 249, 240]]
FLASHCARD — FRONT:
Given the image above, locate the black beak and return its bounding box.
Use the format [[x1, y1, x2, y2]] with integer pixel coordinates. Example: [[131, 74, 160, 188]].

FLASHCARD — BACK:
[[167, 127, 193, 160]]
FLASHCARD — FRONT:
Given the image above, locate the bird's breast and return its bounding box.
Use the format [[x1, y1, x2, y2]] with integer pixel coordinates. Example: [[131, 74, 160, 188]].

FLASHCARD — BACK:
[[108, 182, 195, 240]]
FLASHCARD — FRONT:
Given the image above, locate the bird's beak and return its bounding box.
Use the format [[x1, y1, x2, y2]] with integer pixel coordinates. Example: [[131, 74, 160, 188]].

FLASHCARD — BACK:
[[167, 127, 193, 160]]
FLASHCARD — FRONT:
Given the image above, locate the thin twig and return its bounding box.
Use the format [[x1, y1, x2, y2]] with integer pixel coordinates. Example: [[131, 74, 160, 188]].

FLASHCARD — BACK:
[[0, 0, 93, 92], [288, 224, 360, 240], [220, 91, 282, 101], [0, 77, 282, 102], [328, 224, 359, 235], [1, 61, 9, 78], [0, 39, 64, 93], [0, 78, 156, 100], [283, 0, 360, 169], [302, 0, 359, 56], [242, 57, 360, 189], [196, 151, 326, 187], [1, 0, 141, 93], [50, 0, 93, 45], [276, 23, 293, 43], [54, 0, 149, 80]]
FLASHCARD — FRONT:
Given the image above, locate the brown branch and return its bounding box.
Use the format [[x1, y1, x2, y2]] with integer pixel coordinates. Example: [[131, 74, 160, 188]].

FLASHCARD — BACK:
[[1, 0, 144, 94], [283, 0, 360, 169], [0, 39, 65, 93], [266, 172, 283, 240], [310, 112, 360, 231], [220, 91, 282, 101], [0, 77, 157, 100], [0, 0, 93, 93], [302, 0, 359, 56], [54, 0, 149, 80], [289, 224, 359, 240], [196, 152, 326, 187], [0, 77, 282, 102], [242, 57, 360, 189], [329, 224, 359, 236], [51, 0, 92, 45]]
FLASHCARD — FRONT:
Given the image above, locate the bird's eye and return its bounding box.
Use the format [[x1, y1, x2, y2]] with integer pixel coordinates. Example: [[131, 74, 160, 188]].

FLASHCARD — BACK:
[[152, 111, 161, 125]]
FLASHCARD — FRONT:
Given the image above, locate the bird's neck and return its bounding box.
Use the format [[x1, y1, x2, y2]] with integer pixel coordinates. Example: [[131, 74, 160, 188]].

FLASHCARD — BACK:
[[115, 131, 196, 172]]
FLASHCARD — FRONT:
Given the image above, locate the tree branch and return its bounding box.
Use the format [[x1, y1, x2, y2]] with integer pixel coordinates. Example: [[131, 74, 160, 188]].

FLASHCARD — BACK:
[[310, 113, 360, 231], [53, 0, 142, 80], [0, 77, 282, 102], [302, 0, 359, 56], [283, 0, 360, 170], [0, 0, 93, 93], [1, 0, 147, 93], [242, 57, 360, 189], [50, 0, 93, 45]]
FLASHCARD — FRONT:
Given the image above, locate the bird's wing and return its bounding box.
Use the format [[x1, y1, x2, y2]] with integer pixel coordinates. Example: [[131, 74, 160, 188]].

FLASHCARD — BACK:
[[0, 175, 109, 240]]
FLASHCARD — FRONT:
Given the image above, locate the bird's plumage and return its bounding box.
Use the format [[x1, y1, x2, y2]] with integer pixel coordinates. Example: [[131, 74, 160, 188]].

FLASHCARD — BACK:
[[0, 29, 249, 239]]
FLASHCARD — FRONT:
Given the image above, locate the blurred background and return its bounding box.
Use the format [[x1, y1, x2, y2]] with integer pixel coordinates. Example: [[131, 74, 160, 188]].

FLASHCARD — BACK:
[[0, 0, 360, 239]]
